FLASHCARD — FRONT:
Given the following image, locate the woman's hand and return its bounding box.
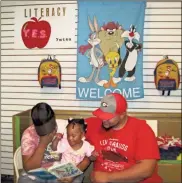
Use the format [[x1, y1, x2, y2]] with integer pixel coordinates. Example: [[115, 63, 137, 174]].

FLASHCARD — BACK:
[[39, 131, 56, 147], [58, 177, 74, 183]]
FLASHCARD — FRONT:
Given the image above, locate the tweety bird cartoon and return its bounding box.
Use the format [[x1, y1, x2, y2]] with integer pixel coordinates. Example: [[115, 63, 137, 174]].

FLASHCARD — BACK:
[[104, 52, 120, 88]]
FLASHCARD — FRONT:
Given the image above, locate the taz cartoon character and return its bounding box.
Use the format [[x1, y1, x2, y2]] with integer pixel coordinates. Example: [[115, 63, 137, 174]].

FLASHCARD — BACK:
[[99, 21, 125, 58]]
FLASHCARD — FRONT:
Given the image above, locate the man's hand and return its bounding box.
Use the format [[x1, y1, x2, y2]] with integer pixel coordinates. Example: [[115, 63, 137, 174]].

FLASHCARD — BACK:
[[91, 171, 110, 183], [58, 177, 74, 183]]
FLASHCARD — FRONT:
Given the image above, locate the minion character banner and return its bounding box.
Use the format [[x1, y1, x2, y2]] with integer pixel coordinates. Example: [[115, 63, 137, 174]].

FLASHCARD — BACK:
[[76, 0, 146, 100]]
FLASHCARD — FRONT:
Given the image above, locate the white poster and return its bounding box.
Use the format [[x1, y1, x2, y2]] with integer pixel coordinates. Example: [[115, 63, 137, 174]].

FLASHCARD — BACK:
[[14, 4, 77, 49]]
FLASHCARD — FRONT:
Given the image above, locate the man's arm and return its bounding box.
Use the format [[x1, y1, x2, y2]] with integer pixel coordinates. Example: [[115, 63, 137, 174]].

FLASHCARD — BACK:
[[107, 159, 157, 182], [93, 121, 160, 183], [111, 120, 160, 182], [109, 121, 160, 182], [93, 159, 157, 183]]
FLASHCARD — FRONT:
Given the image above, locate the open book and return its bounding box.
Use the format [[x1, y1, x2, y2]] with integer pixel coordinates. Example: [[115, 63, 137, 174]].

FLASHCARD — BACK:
[[28, 162, 83, 180]]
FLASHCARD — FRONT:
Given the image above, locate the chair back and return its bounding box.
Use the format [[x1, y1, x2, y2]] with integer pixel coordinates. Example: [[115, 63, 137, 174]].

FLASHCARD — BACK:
[[14, 146, 23, 182]]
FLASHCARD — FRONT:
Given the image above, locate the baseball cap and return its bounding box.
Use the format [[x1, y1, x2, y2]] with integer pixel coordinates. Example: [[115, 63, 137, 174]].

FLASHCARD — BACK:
[[34, 117, 57, 136], [31, 102, 57, 136], [92, 93, 127, 120]]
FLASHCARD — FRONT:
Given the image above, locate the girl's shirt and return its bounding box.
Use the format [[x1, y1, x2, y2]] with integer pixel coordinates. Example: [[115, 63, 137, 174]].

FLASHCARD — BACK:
[[57, 138, 94, 165]]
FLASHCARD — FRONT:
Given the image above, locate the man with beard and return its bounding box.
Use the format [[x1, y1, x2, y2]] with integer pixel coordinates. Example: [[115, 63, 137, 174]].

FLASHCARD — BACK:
[[85, 93, 162, 183]]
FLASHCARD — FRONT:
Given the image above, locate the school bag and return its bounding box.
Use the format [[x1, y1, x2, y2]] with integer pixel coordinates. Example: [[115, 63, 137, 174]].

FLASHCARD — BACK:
[[38, 55, 61, 89], [154, 56, 180, 96]]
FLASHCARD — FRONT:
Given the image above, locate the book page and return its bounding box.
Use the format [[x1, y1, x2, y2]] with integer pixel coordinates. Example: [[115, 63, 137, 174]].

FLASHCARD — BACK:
[[48, 162, 83, 179]]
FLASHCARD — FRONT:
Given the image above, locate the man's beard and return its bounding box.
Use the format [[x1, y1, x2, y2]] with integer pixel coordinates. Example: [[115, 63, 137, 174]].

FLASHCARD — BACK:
[[102, 121, 120, 131], [102, 123, 112, 131]]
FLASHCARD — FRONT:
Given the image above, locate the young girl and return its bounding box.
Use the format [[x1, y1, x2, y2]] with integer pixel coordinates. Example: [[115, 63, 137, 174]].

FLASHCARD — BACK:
[[51, 118, 98, 183]]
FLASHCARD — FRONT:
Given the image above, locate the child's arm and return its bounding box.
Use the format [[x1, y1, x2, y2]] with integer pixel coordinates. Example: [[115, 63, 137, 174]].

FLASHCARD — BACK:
[[84, 141, 99, 162], [51, 138, 59, 151], [51, 133, 63, 151], [89, 150, 99, 161]]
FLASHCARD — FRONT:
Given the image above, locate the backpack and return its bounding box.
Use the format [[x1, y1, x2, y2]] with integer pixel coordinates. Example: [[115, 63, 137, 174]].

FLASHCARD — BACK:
[[38, 55, 61, 89], [154, 56, 180, 96]]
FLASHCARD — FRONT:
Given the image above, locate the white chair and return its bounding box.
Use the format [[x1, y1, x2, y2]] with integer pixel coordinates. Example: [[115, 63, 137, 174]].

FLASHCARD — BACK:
[[14, 146, 23, 183]]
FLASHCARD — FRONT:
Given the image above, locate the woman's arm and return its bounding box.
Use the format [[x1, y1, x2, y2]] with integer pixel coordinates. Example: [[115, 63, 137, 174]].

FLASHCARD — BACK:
[[22, 143, 47, 171], [22, 132, 55, 171]]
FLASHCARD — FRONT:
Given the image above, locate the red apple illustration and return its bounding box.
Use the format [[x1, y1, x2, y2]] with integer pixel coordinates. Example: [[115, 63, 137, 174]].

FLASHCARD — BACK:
[[21, 17, 51, 49]]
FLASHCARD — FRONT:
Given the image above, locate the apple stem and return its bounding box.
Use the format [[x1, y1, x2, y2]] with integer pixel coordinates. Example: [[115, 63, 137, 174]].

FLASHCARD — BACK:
[[30, 17, 42, 22], [31, 17, 38, 22]]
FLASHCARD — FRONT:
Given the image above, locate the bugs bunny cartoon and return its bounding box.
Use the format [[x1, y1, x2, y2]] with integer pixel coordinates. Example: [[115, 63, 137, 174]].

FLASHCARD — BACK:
[[78, 16, 107, 86]]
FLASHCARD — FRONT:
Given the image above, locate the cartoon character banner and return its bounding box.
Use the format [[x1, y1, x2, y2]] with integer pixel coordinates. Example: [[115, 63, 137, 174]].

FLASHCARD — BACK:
[[14, 4, 77, 49], [76, 1, 146, 100]]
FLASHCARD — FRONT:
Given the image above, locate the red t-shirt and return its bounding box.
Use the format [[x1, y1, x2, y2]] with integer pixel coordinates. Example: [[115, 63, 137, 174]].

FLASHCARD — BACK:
[[85, 116, 163, 183]]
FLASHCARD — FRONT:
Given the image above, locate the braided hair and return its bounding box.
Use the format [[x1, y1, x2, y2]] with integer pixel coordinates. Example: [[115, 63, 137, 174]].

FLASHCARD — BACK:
[[67, 118, 87, 133]]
